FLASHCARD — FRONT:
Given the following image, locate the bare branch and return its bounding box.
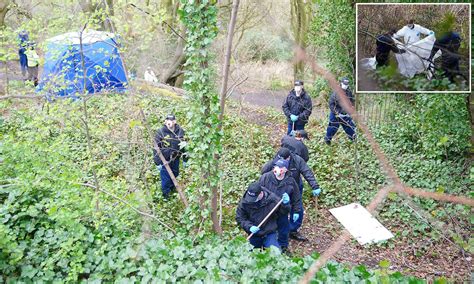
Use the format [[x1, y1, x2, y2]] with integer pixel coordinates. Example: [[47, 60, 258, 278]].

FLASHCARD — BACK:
[[78, 183, 176, 235]]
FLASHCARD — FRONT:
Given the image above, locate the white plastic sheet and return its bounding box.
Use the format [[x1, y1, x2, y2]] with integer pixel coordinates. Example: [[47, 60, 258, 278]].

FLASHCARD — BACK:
[[394, 34, 441, 79], [360, 34, 441, 79], [329, 203, 394, 245]]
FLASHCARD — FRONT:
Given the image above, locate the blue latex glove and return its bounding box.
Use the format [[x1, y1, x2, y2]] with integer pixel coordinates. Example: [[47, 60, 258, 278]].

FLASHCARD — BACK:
[[282, 193, 290, 204], [312, 188, 322, 197], [293, 213, 299, 222], [250, 226, 260, 234], [289, 130, 296, 137], [157, 165, 163, 171], [183, 161, 187, 168], [290, 114, 298, 122]]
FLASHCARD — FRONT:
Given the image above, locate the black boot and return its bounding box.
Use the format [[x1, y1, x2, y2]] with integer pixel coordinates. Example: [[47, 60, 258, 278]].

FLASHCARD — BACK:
[[289, 231, 308, 242]]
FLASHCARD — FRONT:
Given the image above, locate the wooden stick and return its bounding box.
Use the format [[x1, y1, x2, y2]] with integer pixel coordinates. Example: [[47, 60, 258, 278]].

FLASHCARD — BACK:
[[138, 108, 189, 208], [247, 199, 284, 240]]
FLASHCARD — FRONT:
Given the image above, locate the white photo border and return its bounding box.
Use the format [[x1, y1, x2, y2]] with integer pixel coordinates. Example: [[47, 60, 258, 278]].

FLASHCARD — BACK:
[[355, 2, 472, 94]]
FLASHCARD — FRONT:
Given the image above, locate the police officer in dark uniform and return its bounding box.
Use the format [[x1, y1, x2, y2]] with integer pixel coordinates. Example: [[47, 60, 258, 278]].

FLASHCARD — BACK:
[[236, 182, 290, 250], [261, 148, 322, 242], [375, 29, 406, 67], [259, 159, 301, 253], [428, 31, 462, 83], [153, 114, 187, 199], [281, 130, 309, 162], [324, 77, 357, 145], [282, 80, 313, 135]]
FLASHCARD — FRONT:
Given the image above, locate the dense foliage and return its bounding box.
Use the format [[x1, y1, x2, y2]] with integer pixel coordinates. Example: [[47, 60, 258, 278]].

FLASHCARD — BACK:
[[1, 94, 449, 282]]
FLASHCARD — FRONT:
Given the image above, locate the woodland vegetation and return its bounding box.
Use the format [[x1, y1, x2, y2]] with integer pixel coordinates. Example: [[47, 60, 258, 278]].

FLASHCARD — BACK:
[[0, 0, 472, 282]]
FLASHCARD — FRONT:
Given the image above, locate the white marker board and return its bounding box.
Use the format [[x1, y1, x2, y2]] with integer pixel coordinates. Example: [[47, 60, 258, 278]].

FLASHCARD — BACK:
[[329, 203, 394, 245]]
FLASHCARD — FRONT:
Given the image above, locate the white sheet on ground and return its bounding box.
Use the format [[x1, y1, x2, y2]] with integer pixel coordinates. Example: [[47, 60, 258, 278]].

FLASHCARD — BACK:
[[329, 203, 394, 245], [360, 34, 441, 79]]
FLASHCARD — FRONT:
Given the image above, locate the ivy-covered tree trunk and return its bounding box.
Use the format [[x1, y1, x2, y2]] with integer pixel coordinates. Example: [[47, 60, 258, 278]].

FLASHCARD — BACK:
[[291, 0, 312, 80], [180, 1, 222, 234]]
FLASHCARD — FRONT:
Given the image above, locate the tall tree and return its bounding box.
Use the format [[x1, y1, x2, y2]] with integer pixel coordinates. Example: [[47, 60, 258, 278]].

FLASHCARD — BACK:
[[80, 0, 114, 31], [180, 1, 221, 233], [290, 0, 312, 80]]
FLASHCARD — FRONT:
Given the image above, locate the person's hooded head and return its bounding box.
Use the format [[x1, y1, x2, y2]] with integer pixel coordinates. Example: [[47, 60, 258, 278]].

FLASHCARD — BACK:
[[277, 147, 291, 161], [340, 77, 350, 90], [244, 182, 264, 203], [408, 19, 415, 29], [387, 29, 397, 37], [165, 114, 177, 130], [294, 130, 309, 141], [273, 159, 289, 180], [294, 80, 304, 96]]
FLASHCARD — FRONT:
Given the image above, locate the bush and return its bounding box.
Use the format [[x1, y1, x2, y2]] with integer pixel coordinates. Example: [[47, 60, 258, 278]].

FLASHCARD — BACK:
[[238, 29, 292, 62]]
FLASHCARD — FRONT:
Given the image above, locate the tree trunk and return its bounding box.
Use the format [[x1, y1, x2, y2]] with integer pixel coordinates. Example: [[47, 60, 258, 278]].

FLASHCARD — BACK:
[[161, 26, 186, 85], [213, 0, 240, 235], [104, 0, 115, 32], [291, 0, 312, 81], [80, 0, 114, 31], [0, 0, 10, 28]]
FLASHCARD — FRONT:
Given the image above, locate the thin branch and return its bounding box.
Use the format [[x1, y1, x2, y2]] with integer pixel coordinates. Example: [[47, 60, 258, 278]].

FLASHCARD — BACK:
[[225, 76, 248, 99], [78, 182, 176, 235]]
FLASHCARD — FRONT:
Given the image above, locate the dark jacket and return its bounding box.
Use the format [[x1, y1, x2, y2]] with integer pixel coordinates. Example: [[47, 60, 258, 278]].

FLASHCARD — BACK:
[[376, 34, 403, 54], [329, 89, 354, 115], [153, 124, 187, 166], [236, 188, 290, 237], [258, 171, 302, 213], [429, 32, 461, 66], [281, 135, 309, 162], [430, 32, 461, 57], [282, 90, 313, 124], [261, 153, 320, 190]]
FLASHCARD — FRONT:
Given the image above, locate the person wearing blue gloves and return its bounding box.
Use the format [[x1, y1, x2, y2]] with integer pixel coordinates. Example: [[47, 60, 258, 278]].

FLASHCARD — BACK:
[[324, 77, 356, 145], [153, 114, 188, 199], [261, 148, 322, 242], [259, 159, 301, 254], [281, 129, 310, 162], [282, 80, 313, 135], [236, 182, 290, 250]]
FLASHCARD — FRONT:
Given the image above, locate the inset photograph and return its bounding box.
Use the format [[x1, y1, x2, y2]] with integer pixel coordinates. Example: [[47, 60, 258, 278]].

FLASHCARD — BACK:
[[356, 3, 471, 93]]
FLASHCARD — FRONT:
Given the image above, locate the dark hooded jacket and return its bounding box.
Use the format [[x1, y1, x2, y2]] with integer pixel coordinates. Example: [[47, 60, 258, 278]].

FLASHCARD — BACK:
[[261, 152, 320, 190], [282, 89, 313, 125], [236, 188, 290, 237], [329, 89, 354, 115], [153, 124, 187, 166], [376, 34, 403, 54], [281, 135, 309, 162], [258, 171, 302, 213], [429, 31, 461, 68]]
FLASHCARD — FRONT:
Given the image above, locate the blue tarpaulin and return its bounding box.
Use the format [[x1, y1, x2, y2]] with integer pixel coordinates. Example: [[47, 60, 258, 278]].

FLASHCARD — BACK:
[[38, 30, 128, 97]]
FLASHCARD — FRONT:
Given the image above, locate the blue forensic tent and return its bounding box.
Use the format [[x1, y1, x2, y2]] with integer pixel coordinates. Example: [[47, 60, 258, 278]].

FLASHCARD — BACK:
[[38, 30, 128, 96]]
